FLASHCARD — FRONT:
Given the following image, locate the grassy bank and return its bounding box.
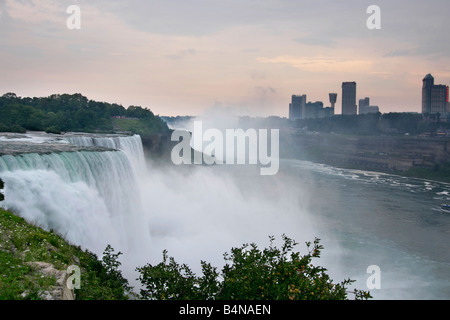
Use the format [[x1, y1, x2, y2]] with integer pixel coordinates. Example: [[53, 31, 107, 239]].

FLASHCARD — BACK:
[[0, 208, 131, 300]]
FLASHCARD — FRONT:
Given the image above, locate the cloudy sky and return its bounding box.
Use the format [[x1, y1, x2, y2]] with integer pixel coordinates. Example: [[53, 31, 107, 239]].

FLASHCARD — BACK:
[[0, 0, 449, 117]]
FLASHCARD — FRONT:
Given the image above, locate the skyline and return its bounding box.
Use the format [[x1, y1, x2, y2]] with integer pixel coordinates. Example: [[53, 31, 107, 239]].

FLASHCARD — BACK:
[[1, 0, 450, 117]]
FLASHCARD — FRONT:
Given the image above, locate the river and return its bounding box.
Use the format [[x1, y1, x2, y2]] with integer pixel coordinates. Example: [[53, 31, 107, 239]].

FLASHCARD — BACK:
[[275, 159, 450, 300]]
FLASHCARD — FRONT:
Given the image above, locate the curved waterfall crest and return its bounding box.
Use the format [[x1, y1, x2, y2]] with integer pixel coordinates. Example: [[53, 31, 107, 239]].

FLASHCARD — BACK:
[[0, 134, 149, 254]]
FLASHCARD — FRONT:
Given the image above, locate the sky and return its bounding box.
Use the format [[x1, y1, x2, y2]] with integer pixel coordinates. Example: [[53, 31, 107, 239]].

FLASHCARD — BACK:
[[0, 0, 449, 117]]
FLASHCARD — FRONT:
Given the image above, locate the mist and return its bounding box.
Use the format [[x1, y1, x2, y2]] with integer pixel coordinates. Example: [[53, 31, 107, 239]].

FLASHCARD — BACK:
[[3, 130, 441, 299]]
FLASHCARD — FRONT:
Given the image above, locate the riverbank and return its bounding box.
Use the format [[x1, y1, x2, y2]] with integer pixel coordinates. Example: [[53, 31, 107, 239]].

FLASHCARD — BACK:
[[280, 129, 450, 184], [0, 208, 130, 300], [140, 128, 450, 183]]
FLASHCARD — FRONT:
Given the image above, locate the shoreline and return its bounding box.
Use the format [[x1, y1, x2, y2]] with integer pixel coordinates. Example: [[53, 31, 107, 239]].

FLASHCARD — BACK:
[[280, 130, 450, 184]]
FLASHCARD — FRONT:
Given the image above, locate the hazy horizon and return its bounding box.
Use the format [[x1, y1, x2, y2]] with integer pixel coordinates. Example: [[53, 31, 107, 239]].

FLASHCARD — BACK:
[[1, 0, 449, 117]]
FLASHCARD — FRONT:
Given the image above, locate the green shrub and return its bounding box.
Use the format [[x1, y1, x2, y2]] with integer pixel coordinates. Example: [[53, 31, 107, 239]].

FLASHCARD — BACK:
[[136, 235, 371, 300], [44, 126, 62, 134], [9, 125, 26, 133]]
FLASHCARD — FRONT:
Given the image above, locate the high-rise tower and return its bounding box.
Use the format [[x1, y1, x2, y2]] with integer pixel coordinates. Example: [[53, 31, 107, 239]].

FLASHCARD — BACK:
[[422, 74, 449, 114], [289, 94, 306, 120], [422, 74, 434, 114], [342, 82, 357, 115]]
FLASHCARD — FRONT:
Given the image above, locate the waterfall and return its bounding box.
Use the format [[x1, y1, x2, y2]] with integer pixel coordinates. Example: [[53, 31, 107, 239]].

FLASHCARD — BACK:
[[63, 134, 147, 175], [0, 132, 319, 292], [0, 134, 150, 256]]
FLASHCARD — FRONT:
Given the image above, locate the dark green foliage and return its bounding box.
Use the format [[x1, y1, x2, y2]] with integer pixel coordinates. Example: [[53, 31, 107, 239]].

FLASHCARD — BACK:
[[0, 208, 133, 300], [136, 235, 371, 300], [235, 113, 447, 136], [0, 249, 56, 300], [401, 163, 450, 183], [137, 250, 220, 300], [0, 92, 169, 136], [44, 126, 62, 134], [100, 245, 134, 298], [75, 245, 133, 300]]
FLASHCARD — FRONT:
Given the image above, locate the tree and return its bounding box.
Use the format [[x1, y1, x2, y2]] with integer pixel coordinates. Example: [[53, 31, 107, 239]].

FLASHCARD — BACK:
[[0, 92, 169, 136], [100, 245, 134, 298], [136, 235, 371, 300], [2, 92, 17, 99]]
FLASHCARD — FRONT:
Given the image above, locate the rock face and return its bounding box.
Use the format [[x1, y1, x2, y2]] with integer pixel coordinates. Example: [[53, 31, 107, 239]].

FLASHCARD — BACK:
[[0, 132, 115, 156], [140, 133, 175, 162], [26, 262, 75, 300], [280, 129, 450, 173]]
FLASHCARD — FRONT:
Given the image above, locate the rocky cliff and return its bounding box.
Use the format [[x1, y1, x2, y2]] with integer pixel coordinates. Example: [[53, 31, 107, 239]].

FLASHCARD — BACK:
[[280, 129, 450, 174]]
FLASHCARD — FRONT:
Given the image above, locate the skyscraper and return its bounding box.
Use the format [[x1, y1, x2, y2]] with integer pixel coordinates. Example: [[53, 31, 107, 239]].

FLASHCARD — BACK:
[[422, 74, 449, 114], [342, 82, 357, 115], [422, 74, 434, 114], [289, 94, 306, 120]]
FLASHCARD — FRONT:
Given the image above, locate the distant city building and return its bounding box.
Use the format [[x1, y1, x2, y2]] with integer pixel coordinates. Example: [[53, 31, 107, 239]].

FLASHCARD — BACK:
[[329, 93, 337, 116], [289, 94, 332, 120], [318, 106, 334, 118], [289, 94, 306, 120], [304, 101, 323, 119], [342, 82, 357, 115], [422, 74, 449, 114], [359, 97, 380, 114]]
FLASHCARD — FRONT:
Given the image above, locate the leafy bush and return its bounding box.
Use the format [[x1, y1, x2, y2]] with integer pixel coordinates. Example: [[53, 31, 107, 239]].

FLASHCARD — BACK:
[[44, 126, 62, 134], [75, 245, 134, 300], [9, 124, 26, 133], [136, 235, 371, 300]]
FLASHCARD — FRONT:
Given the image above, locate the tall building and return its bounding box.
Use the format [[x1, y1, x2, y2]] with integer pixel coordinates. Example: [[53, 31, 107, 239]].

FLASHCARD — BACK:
[[304, 101, 324, 119], [359, 97, 370, 114], [289, 94, 306, 120], [289, 94, 332, 120], [359, 97, 380, 114], [342, 82, 357, 115], [422, 74, 449, 114]]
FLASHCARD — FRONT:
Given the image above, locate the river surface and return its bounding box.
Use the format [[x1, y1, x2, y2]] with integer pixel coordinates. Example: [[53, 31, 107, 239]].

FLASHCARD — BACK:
[[275, 159, 450, 300]]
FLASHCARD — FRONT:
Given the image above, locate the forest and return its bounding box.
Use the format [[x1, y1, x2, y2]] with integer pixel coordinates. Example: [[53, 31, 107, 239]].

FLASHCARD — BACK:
[[0, 92, 169, 136]]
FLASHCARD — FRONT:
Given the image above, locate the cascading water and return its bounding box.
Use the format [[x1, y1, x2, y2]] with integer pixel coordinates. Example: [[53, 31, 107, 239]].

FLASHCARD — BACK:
[[63, 134, 147, 176], [0, 134, 151, 261]]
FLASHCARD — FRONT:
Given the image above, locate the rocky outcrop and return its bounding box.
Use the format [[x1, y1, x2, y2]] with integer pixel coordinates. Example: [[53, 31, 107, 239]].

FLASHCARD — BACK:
[[25, 262, 75, 300], [141, 133, 176, 162]]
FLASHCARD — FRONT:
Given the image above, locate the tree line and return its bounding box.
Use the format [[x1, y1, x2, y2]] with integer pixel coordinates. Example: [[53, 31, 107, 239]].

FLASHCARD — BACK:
[[298, 112, 449, 135], [236, 112, 449, 136], [0, 92, 169, 136]]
